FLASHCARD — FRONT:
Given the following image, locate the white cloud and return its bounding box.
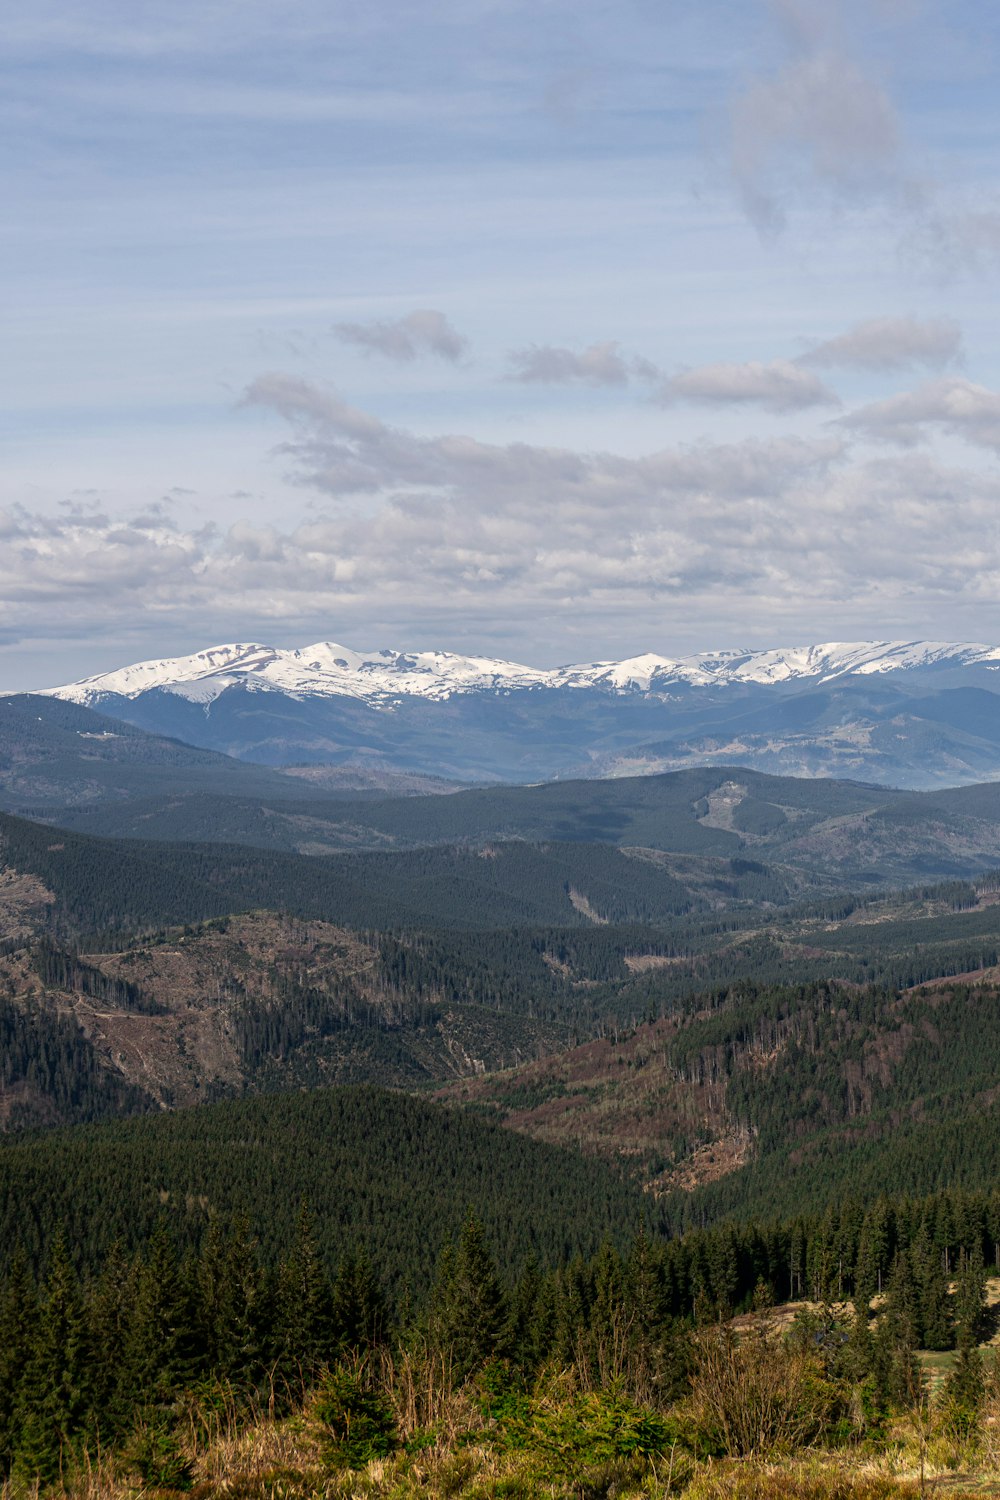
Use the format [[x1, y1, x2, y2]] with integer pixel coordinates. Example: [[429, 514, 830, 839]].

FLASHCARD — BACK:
[[507, 341, 659, 387], [333, 309, 468, 363], [801, 315, 963, 372], [841, 377, 1000, 451], [657, 359, 839, 413], [4, 375, 1000, 672]]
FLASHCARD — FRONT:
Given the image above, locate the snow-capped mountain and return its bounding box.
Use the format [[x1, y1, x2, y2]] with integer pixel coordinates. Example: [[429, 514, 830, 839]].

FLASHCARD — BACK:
[[32, 636, 1000, 788], [42, 637, 1000, 709]]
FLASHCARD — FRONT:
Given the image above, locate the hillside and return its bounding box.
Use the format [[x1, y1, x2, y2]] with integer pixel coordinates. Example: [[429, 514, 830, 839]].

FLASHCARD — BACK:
[[0, 695, 320, 813], [0, 1085, 656, 1294], [0, 808, 797, 942], [4, 806, 1000, 1145], [441, 946, 1000, 1232], [45, 765, 1000, 889]]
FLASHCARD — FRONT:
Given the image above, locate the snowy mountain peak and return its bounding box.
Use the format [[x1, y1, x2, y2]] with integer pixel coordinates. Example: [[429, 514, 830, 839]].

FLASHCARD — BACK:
[[38, 636, 1000, 710]]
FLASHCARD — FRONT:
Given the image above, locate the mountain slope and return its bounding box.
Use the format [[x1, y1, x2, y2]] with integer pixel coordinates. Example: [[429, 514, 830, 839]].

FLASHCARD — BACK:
[[441, 947, 1000, 1231], [0, 694, 336, 813], [40, 636, 1000, 705], [46, 764, 1000, 886], [0, 1086, 657, 1292], [34, 636, 1000, 785]]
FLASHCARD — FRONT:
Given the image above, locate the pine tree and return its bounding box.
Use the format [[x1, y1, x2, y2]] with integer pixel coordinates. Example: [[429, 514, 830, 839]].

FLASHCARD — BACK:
[[853, 1200, 892, 1322], [884, 1248, 921, 1353], [587, 1241, 627, 1384], [86, 1241, 135, 1440], [197, 1215, 266, 1386], [954, 1242, 986, 1352], [912, 1224, 953, 1353]]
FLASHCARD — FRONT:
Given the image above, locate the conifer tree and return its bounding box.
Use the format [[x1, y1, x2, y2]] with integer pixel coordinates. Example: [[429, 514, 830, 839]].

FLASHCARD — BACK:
[[427, 1211, 510, 1381], [854, 1199, 893, 1314], [552, 1255, 590, 1367], [0, 1249, 37, 1474], [86, 1241, 134, 1438], [13, 1234, 90, 1484], [330, 1247, 389, 1353], [197, 1215, 266, 1386], [274, 1203, 334, 1386], [587, 1241, 627, 1382], [954, 1242, 986, 1352], [912, 1224, 953, 1352], [121, 1222, 198, 1409], [884, 1249, 921, 1353]]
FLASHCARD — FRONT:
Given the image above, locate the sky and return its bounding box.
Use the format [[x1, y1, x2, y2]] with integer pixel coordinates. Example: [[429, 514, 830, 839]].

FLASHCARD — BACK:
[[4, 0, 1000, 687]]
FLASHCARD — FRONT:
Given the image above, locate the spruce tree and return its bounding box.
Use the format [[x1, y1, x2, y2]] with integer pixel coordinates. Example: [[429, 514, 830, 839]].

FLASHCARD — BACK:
[[954, 1242, 986, 1352], [197, 1215, 266, 1387], [427, 1211, 510, 1381], [120, 1222, 198, 1410], [273, 1203, 334, 1388], [13, 1234, 91, 1484], [330, 1247, 389, 1354], [0, 1249, 37, 1475], [912, 1224, 953, 1352], [86, 1241, 134, 1440]]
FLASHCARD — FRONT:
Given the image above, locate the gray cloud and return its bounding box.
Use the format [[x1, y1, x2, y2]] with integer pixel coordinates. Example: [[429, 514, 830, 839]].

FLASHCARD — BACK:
[[658, 359, 839, 413], [841, 377, 1000, 451], [904, 202, 1000, 277], [333, 309, 468, 363], [729, 0, 900, 233], [801, 315, 963, 372], [507, 341, 659, 387]]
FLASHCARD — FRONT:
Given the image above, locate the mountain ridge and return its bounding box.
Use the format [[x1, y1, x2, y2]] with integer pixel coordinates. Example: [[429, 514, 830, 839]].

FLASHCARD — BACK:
[[28, 636, 1000, 788], [37, 635, 1000, 707]]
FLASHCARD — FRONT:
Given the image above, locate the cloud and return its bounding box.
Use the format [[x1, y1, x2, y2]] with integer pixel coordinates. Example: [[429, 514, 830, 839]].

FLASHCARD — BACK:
[[801, 316, 964, 372], [729, 1, 901, 233], [841, 377, 1000, 452], [903, 203, 1000, 278], [657, 359, 839, 413], [507, 341, 659, 387], [5, 375, 1000, 670], [333, 309, 468, 363]]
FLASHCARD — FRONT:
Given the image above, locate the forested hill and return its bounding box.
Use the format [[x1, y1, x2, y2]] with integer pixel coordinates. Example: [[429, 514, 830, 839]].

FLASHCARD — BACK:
[[0, 1086, 657, 1295], [49, 763, 1000, 887], [0, 808, 794, 939], [0, 694, 324, 812], [441, 965, 1000, 1234]]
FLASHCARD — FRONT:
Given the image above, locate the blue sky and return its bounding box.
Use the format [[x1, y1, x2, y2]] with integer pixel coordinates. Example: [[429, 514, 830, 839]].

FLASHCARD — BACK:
[[4, 0, 1000, 686]]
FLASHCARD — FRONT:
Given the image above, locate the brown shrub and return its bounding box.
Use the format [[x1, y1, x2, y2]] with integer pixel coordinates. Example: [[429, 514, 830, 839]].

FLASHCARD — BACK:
[[686, 1319, 837, 1459]]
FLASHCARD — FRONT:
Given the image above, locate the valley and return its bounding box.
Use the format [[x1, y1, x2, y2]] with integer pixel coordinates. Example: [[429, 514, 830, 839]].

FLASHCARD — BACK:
[[5, 702, 1000, 1496]]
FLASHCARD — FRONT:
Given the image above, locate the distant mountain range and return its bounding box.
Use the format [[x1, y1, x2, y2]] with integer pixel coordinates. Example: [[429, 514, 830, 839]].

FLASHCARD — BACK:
[[33, 636, 1000, 786], [40, 637, 1000, 703]]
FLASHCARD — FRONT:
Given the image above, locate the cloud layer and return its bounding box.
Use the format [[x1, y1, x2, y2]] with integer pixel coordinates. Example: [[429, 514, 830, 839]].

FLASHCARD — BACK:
[[8, 370, 999, 681]]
